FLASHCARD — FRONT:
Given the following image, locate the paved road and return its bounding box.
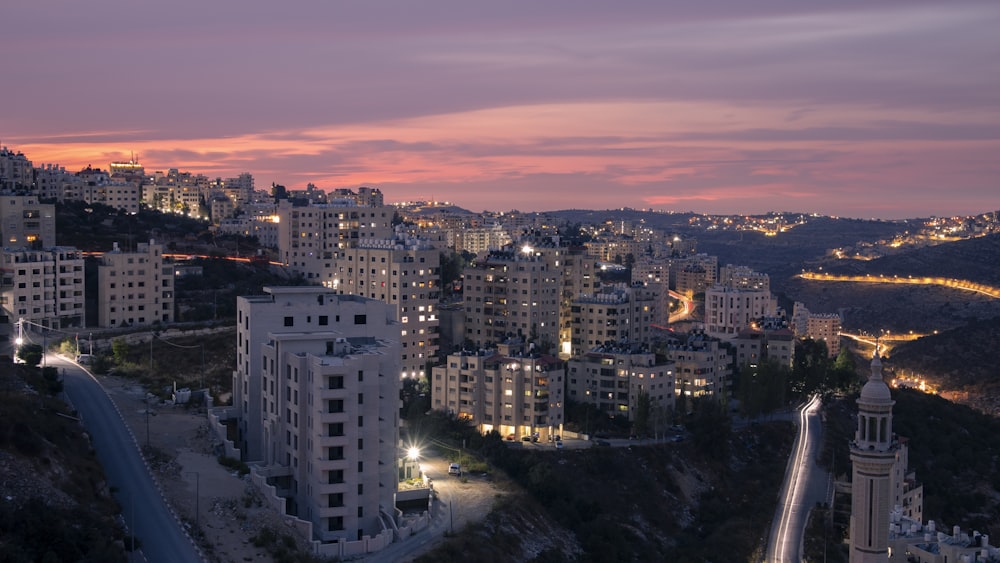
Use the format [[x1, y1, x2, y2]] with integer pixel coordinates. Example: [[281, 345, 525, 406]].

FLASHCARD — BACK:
[[767, 394, 831, 563], [55, 354, 202, 563]]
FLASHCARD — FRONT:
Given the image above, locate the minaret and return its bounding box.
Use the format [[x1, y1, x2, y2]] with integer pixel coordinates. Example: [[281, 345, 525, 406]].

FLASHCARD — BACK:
[[849, 349, 897, 562]]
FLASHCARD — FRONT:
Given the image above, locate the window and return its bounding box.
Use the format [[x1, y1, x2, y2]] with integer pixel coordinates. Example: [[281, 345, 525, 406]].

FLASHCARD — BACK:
[[354, 314, 366, 325], [284, 316, 293, 327], [319, 315, 328, 326]]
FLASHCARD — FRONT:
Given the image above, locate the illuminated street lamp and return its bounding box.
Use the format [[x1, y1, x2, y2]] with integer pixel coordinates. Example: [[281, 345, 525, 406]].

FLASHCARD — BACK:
[[407, 446, 420, 461]]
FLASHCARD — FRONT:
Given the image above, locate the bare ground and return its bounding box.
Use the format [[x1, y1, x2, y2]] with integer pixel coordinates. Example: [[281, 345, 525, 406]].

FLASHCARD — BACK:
[[101, 374, 310, 562]]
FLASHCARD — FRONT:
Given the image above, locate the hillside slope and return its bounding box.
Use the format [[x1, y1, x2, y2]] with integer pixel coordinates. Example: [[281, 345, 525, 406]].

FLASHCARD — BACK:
[[0, 363, 126, 561]]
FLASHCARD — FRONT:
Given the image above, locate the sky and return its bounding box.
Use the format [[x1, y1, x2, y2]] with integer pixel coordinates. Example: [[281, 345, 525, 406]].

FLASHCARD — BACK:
[[2, 1, 998, 219]]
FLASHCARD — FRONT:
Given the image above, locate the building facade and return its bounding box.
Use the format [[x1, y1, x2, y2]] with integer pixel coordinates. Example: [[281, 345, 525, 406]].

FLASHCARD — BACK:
[[431, 339, 564, 440], [234, 287, 400, 545], [567, 345, 674, 422], [96, 240, 174, 328], [0, 247, 85, 330]]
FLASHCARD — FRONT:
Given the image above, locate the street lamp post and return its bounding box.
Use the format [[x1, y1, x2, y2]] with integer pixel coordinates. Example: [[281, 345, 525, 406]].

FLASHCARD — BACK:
[[185, 471, 200, 530]]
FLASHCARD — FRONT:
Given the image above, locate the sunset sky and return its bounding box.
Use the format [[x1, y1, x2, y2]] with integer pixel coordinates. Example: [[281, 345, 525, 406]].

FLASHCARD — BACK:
[[3, 1, 998, 219]]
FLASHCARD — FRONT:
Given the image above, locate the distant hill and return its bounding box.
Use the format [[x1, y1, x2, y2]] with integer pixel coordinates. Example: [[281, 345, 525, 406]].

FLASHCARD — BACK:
[[885, 317, 1000, 415], [824, 233, 1000, 287]]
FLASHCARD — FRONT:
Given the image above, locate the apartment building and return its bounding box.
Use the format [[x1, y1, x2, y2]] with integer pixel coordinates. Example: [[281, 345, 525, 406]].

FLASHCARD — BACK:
[[0, 195, 56, 249], [663, 332, 732, 402], [217, 202, 282, 249], [704, 285, 777, 339], [718, 264, 770, 291], [276, 198, 394, 281], [462, 244, 563, 352], [732, 326, 795, 369], [792, 302, 843, 357], [448, 223, 511, 254], [668, 253, 717, 290], [233, 287, 400, 546], [96, 240, 174, 327], [0, 147, 33, 191], [0, 247, 85, 330], [569, 284, 661, 356], [333, 235, 440, 379], [567, 344, 675, 421], [431, 339, 564, 439]]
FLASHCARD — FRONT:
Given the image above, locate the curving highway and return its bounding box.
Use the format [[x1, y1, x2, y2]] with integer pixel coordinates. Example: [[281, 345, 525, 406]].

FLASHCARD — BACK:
[[54, 354, 203, 562], [767, 394, 830, 563]]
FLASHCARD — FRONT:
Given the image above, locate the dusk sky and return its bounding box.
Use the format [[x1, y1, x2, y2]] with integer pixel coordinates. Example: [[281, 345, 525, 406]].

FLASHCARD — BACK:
[[3, 1, 998, 219]]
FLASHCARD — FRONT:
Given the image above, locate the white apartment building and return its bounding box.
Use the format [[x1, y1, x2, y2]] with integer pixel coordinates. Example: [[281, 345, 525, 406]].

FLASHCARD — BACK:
[[792, 302, 843, 357], [462, 245, 563, 352], [0, 147, 33, 191], [217, 202, 282, 249], [234, 287, 400, 546], [448, 223, 511, 254], [567, 345, 675, 421], [276, 199, 394, 281], [432, 339, 564, 439], [96, 240, 174, 328], [704, 285, 777, 339], [732, 327, 795, 369], [569, 284, 661, 356], [718, 264, 770, 291], [0, 195, 56, 249], [663, 332, 732, 401], [333, 235, 440, 379], [0, 247, 85, 330]]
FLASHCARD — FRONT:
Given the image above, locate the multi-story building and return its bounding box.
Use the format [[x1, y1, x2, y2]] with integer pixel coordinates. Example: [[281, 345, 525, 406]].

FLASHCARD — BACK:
[[448, 223, 511, 255], [333, 234, 440, 379], [675, 263, 709, 298], [0, 195, 56, 249], [704, 285, 776, 339], [668, 253, 717, 290], [431, 339, 564, 439], [718, 264, 770, 291], [567, 344, 674, 422], [662, 331, 732, 402], [96, 240, 174, 327], [217, 202, 282, 249], [233, 287, 400, 547], [792, 302, 843, 357], [569, 284, 661, 355], [732, 326, 795, 369], [0, 147, 33, 191], [0, 247, 85, 330], [276, 198, 394, 281], [462, 244, 563, 352], [34, 163, 83, 202]]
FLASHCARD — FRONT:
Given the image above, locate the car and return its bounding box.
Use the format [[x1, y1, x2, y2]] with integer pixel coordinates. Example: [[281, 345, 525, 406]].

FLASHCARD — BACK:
[[505, 434, 516, 441], [448, 463, 461, 476], [76, 354, 94, 365], [555, 441, 564, 449], [521, 436, 532, 442]]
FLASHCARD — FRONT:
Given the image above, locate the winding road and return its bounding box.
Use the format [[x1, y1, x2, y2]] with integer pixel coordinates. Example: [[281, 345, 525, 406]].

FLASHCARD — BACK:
[[767, 394, 830, 563], [54, 354, 202, 563]]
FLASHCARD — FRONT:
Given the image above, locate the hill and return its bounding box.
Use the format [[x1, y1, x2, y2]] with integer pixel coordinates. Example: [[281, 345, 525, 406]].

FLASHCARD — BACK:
[[823, 233, 1000, 287], [0, 363, 127, 561], [417, 416, 795, 562], [884, 317, 1000, 414]]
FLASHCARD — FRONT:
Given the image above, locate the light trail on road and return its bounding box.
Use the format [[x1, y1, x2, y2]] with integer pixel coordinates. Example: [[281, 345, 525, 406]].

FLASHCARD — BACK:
[[799, 272, 1000, 299], [770, 394, 823, 563]]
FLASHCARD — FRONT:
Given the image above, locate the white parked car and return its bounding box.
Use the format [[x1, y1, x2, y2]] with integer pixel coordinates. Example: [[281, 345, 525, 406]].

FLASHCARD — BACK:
[[448, 463, 461, 476]]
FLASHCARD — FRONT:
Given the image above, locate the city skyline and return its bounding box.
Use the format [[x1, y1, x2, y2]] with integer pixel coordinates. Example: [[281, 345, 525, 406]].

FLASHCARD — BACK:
[[3, 1, 999, 220]]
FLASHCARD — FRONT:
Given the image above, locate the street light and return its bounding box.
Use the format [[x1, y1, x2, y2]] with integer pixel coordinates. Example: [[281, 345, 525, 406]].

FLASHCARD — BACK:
[[407, 446, 420, 461], [185, 471, 200, 531]]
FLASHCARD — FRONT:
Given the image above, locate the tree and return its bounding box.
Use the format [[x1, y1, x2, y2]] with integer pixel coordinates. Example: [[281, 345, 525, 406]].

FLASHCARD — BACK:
[[16, 344, 43, 367], [112, 339, 129, 365], [633, 390, 652, 437]]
